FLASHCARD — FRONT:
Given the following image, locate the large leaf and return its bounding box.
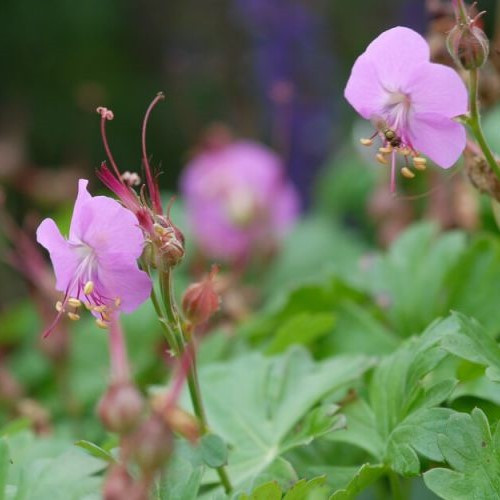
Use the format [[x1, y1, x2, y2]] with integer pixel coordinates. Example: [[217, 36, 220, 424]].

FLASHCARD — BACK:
[[366, 223, 466, 336], [329, 463, 386, 499], [424, 408, 500, 499], [193, 347, 373, 489]]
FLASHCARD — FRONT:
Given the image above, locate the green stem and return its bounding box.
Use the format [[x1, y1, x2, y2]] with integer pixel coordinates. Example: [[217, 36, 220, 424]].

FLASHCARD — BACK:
[[388, 471, 405, 500], [157, 267, 233, 494], [466, 68, 500, 181]]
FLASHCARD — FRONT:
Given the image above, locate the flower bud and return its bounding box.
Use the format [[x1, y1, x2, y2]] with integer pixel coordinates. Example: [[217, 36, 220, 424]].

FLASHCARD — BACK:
[[152, 215, 185, 268], [447, 23, 489, 70], [164, 406, 200, 443], [103, 465, 135, 500], [182, 265, 220, 325], [97, 382, 144, 434], [130, 415, 173, 472]]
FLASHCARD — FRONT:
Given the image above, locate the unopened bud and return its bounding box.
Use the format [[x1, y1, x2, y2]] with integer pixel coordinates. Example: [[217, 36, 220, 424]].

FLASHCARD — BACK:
[[151, 216, 185, 268], [164, 406, 200, 443], [447, 23, 489, 70], [97, 382, 144, 434], [182, 265, 220, 325], [103, 465, 135, 500], [130, 415, 173, 472]]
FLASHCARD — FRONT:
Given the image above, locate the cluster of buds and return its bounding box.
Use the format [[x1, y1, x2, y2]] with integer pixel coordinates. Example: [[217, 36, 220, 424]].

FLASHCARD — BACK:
[[447, 0, 489, 70], [96, 94, 185, 270]]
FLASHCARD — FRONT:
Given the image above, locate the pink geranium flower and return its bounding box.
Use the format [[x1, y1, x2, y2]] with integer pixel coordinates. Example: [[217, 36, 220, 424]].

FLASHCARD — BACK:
[[37, 179, 152, 335], [344, 27, 468, 191], [180, 140, 299, 262]]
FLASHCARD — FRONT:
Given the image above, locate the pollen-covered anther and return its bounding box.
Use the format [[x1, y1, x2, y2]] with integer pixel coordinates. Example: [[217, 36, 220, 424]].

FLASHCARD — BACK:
[[379, 146, 392, 154], [67, 312, 80, 321], [360, 138, 373, 146], [55, 301, 64, 313], [401, 167, 416, 179], [400, 148, 411, 156], [376, 153, 388, 165], [413, 157, 427, 170], [68, 298, 82, 308], [83, 281, 94, 295], [92, 305, 107, 313], [121, 171, 141, 187], [95, 319, 109, 329], [114, 298, 121, 307]]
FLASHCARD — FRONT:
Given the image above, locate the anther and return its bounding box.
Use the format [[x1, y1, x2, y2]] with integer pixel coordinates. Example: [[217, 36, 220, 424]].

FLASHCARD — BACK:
[[96, 107, 114, 120], [413, 157, 427, 170], [96, 319, 109, 329], [360, 138, 373, 146], [401, 167, 416, 179], [93, 305, 107, 313], [55, 301, 64, 312], [84, 281, 94, 295], [400, 148, 411, 156], [114, 298, 121, 307], [379, 146, 392, 154], [67, 312, 80, 321], [68, 298, 82, 308], [376, 153, 388, 165]]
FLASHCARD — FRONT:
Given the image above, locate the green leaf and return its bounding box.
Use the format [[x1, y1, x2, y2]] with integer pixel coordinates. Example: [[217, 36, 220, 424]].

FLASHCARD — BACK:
[[283, 476, 328, 500], [240, 481, 282, 500], [424, 408, 500, 499], [161, 441, 204, 500], [266, 313, 335, 355], [438, 312, 500, 382], [74, 440, 115, 463], [366, 223, 466, 336], [0, 439, 9, 500], [192, 347, 373, 489], [200, 434, 228, 468], [329, 463, 386, 499]]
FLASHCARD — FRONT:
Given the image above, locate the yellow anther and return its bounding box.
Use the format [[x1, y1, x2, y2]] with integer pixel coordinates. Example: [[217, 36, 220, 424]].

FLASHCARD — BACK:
[[379, 146, 392, 154], [401, 167, 416, 179], [154, 223, 167, 236], [84, 301, 92, 310], [400, 148, 411, 156], [413, 157, 427, 170], [68, 298, 82, 308], [114, 298, 121, 307], [67, 312, 80, 321], [360, 138, 373, 146], [95, 319, 109, 329], [83, 281, 94, 295], [376, 153, 388, 165], [93, 305, 107, 313], [55, 301, 64, 313]]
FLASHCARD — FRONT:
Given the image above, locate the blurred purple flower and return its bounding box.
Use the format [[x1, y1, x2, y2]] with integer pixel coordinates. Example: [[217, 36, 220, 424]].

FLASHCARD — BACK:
[[344, 27, 467, 190], [180, 141, 299, 262], [233, 0, 336, 205], [36, 179, 152, 335]]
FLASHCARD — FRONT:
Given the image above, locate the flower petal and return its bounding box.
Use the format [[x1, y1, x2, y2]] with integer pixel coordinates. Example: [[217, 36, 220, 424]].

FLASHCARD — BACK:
[[96, 254, 152, 313], [73, 196, 145, 258], [407, 112, 466, 168], [364, 27, 430, 87], [405, 62, 468, 118], [344, 56, 387, 119], [69, 179, 92, 241], [36, 218, 79, 292]]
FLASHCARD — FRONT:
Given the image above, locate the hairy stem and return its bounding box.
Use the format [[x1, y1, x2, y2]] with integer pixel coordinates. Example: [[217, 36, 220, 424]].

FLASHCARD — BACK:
[[466, 68, 500, 181], [157, 267, 233, 494]]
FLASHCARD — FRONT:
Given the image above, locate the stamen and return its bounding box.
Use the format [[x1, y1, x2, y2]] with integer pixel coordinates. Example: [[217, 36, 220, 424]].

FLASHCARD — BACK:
[[96, 319, 109, 329], [67, 312, 80, 321], [413, 157, 427, 170], [114, 298, 121, 307], [96, 107, 123, 180], [376, 153, 388, 165], [55, 301, 64, 312], [84, 281, 94, 295], [401, 167, 415, 179], [379, 146, 392, 154], [390, 150, 396, 194], [68, 298, 82, 308], [360, 138, 373, 146]]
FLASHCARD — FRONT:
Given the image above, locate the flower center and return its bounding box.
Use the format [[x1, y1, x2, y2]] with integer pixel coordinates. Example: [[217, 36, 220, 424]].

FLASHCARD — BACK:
[[383, 91, 412, 135]]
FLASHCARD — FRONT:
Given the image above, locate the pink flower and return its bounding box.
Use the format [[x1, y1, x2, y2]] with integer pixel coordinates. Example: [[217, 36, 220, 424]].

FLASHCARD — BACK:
[[180, 140, 299, 262], [36, 179, 152, 335], [344, 27, 468, 191]]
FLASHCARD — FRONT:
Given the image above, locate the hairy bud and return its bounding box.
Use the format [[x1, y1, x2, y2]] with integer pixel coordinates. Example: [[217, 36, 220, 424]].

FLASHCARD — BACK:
[[130, 415, 173, 472], [182, 265, 220, 325], [97, 382, 144, 434], [447, 23, 489, 70], [103, 465, 135, 500]]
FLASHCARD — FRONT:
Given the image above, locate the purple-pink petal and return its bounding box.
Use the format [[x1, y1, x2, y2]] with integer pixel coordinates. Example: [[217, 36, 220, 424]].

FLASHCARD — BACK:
[[407, 112, 466, 168], [36, 218, 80, 292], [405, 63, 468, 118]]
